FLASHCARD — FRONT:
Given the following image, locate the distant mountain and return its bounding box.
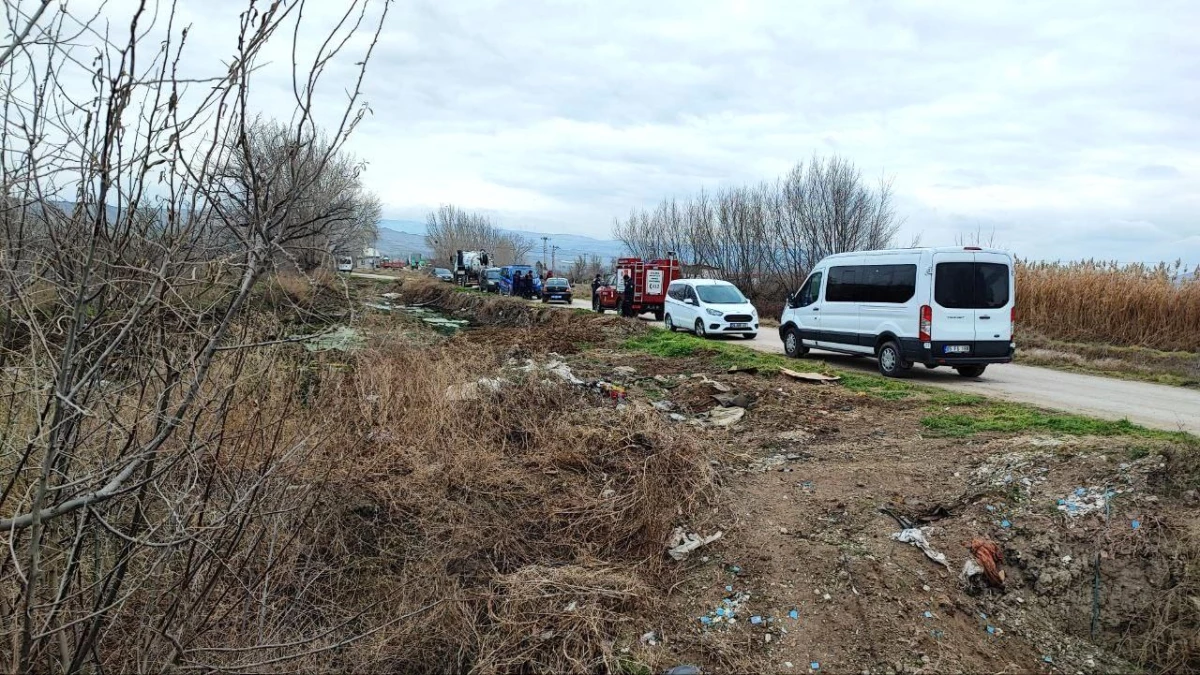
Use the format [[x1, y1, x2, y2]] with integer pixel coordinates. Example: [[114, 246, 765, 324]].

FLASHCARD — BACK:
[[374, 218, 626, 263]]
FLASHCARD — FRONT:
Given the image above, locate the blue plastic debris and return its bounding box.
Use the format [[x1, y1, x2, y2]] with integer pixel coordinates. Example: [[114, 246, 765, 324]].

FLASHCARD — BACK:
[[979, 612, 988, 620], [789, 609, 799, 619], [715, 608, 726, 617], [924, 611, 933, 619], [1042, 655, 1053, 663], [1075, 487, 1087, 497], [810, 662, 820, 671], [725, 585, 734, 592], [985, 505, 996, 512], [750, 616, 763, 625], [930, 630, 945, 639], [1056, 498, 1066, 506], [730, 565, 742, 574], [700, 616, 712, 625], [1000, 519, 1012, 529], [986, 625, 996, 635], [1132, 519, 1141, 530]]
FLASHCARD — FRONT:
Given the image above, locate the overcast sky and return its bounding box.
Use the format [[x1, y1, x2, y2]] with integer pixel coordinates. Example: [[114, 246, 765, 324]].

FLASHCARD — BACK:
[[74, 0, 1200, 262]]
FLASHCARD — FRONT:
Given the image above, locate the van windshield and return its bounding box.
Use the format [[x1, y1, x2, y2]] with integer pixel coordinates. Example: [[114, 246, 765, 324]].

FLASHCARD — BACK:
[[935, 262, 1009, 309], [696, 284, 746, 304]]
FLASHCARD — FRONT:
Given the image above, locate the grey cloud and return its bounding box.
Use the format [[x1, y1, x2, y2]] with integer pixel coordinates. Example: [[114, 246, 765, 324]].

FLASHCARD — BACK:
[[296, 0, 1200, 262]]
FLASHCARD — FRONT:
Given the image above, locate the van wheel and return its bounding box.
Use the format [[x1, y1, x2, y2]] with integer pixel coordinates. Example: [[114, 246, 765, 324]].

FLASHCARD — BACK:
[[783, 327, 807, 358], [955, 365, 987, 378], [694, 319, 707, 338], [665, 314, 677, 332], [877, 341, 911, 378]]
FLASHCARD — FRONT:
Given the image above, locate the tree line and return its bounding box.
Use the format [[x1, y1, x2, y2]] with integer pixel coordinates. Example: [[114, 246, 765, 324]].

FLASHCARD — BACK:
[[614, 155, 907, 305], [425, 205, 534, 267]]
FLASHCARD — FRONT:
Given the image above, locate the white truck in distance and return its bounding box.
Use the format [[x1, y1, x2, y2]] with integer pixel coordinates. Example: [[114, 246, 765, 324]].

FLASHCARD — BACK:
[[779, 247, 1016, 379]]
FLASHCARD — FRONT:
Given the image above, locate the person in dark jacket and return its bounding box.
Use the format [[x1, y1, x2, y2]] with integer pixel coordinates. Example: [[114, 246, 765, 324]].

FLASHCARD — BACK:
[[621, 273, 635, 317], [525, 271, 536, 299]]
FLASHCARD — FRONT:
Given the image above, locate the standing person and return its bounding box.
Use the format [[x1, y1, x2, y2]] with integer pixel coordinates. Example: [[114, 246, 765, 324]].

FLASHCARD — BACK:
[[590, 274, 602, 299], [525, 271, 535, 299], [621, 273, 635, 317]]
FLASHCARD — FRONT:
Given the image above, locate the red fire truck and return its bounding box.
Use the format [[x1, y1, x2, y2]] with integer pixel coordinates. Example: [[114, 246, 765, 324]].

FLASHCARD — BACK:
[[592, 255, 682, 320]]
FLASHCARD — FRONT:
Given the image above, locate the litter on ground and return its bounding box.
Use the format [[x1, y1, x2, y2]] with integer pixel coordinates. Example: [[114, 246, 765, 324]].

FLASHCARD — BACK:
[[780, 368, 841, 383], [667, 527, 724, 561], [891, 527, 951, 570]]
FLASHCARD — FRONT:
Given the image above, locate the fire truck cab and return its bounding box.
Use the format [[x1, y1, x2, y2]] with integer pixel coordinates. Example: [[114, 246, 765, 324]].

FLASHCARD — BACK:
[[593, 255, 682, 320]]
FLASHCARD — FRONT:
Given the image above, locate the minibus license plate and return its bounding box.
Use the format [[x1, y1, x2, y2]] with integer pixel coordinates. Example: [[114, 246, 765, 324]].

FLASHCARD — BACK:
[[730, 323, 748, 329], [944, 345, 970, 354]]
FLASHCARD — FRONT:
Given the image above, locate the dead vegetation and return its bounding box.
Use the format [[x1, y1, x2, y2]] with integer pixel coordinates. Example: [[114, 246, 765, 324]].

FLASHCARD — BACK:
[[1017, 260, 1200, 352]]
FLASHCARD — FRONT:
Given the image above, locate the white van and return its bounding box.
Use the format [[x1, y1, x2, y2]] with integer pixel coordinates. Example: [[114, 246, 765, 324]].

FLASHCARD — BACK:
[[664, 279, 759, 338], [336, 255, 354, 273], [779, 247, 1015, 378]]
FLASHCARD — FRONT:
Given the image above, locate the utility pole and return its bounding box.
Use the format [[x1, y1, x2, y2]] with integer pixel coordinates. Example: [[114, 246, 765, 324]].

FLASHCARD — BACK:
[[541, 236, 549, 272], [551, 245, 560, 277]]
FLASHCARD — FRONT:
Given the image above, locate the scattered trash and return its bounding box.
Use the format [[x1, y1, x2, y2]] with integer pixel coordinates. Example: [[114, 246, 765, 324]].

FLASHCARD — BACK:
[[780, 368, 840, 383], [750, 616, 763, 625], [784, 662, 794, 669], [725, 585, 733, 592], [923, 611, 934, 619], [1000, 519, 1012, 529], [930, 630, 944, 639], [711, 392, 755, 408], [891, 528, 951, 570], [652, 400, 676, 412], [699, 590, 750, 628], [614, 366, 638, 376], [1042, 655, 1053, 664], [664, 666, 701, 675], [444, 378, 504, 402], [969, 538, 1006, 587], [986, 625, 996, 635], [810, 662, 820, 671], [728, 365, 759, 375], [1057, 486, 1121, 517], [960, 558, 985, 584], [700, 406, 746, 428], [1131, 519, 1141, 530], [639, 631, 658, 646], [704, 378, 733, 393], [729, 565, 742, 574], [667, 527, 724, 561], [302, 325, 365, 352], [789, 609, 799, 619], [669, 413, 688, 422], [764, 633, 772, 643]]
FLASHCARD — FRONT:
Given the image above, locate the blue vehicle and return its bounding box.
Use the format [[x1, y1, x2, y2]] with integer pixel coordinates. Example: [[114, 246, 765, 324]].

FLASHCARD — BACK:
[[498, 265, 542, 297]]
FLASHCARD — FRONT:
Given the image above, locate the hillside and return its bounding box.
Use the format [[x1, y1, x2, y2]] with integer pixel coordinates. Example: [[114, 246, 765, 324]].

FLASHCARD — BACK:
[[376, 218, 625, 262]]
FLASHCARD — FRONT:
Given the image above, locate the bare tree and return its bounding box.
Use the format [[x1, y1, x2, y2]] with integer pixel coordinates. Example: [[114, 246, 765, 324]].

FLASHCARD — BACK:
[[425, 204, 533, 266], [222, 119, 383, 271], [613, 155, 905, 304], [0, 0, 391, 671]]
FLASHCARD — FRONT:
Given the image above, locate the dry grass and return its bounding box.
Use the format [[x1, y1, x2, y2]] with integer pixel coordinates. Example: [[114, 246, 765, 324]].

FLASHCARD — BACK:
[[153, 326, 715, 672], [1017, 260, 1200, 352]]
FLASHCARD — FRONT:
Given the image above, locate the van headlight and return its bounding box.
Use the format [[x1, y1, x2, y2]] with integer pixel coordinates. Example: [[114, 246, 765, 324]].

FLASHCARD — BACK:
[[706, 308, 723, 317]]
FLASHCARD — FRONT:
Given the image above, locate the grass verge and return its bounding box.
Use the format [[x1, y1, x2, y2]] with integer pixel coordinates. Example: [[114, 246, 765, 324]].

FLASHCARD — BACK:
[[921, 401, 1193, 441]]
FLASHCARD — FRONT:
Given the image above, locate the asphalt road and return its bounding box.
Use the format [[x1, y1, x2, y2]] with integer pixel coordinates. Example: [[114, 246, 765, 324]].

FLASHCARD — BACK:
[[356, 274, 1199, 434]]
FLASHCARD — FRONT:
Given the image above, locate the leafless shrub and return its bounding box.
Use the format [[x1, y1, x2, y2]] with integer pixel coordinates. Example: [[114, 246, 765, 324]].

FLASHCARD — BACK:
[[0, 0, 389, 671]]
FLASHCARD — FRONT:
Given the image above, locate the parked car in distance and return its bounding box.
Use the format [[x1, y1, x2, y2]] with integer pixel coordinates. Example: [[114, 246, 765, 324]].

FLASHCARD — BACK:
[[432, 267, 453, 282], [336, 255, 354, 272], [541, 277, 573, 304], [779, 246, 1015, 379], [483, 267, 502, 293], [497, 265, 542, 297], [663, 279, 759, 338]]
